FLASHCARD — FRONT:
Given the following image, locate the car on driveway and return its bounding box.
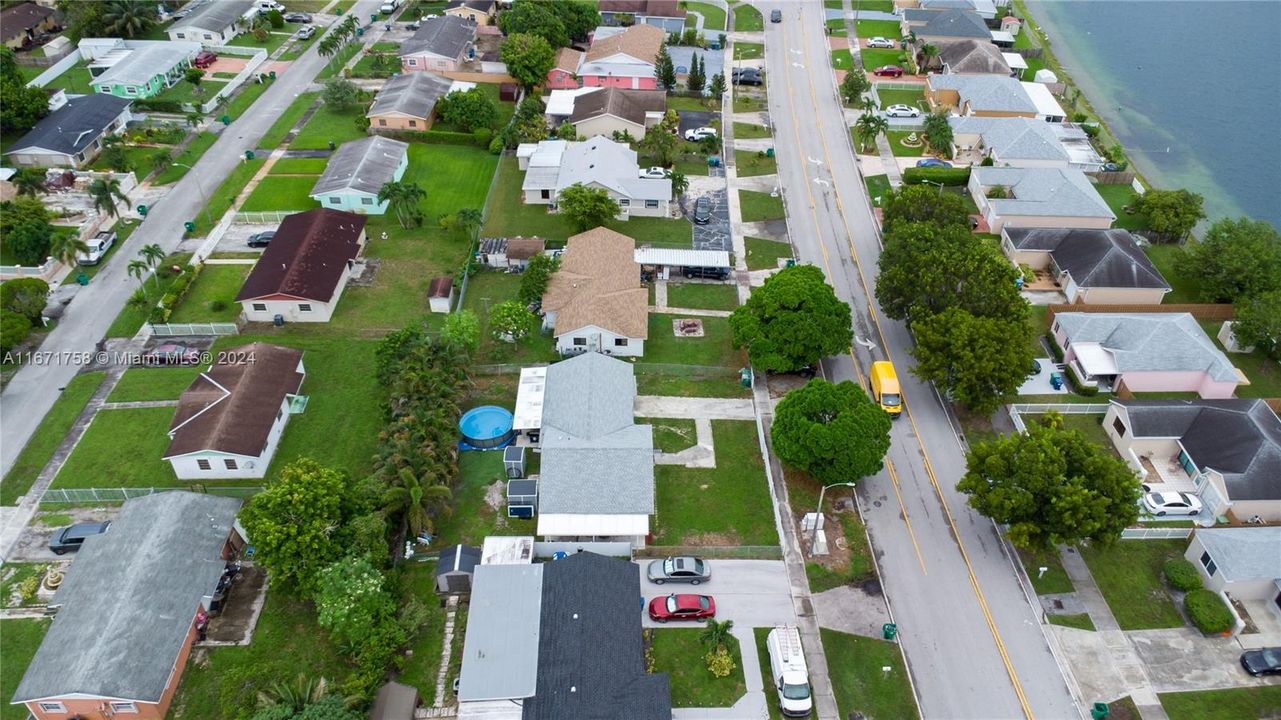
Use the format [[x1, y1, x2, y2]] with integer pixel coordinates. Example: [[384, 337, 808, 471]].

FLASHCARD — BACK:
[[915, 158, 953, 168], [142, 343, 202, 365], [247, 230, 275, 248], [1240, 648, 1281, 676], [639, 166, 669, 179], [194, 51, 217, 68], [685, 126, 717, 141], [873, 65, 904, 77], [884, 104, 920, 118], [866, 37, 896, 49], [1141, 491, 1203, 517], [732, 68, 762, 86], [648, 556, 711, 585], [649, 593, 716, 622], [691, 196, 713, 225], [49, 522, 110, 555], [284, 12, 311, 22]]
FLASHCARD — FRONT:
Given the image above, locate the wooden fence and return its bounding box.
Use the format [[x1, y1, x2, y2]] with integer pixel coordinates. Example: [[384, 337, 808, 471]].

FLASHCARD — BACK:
[[1087, 170, 1137, 185], [1046, 303, 1235, 325]]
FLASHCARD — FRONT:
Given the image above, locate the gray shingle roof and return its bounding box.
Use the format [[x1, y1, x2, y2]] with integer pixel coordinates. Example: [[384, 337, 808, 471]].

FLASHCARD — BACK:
[[1192, 527, 1281, 581], [171, 0, 253, 34], [91, 41, 199, 88], [1005, 228, 1169, 290], [3, 93, 131, 157], [458, 563, 545, 702], [935, 38, 1010, 74], [311, 135, 408, 196], [929, 74, 1036, 113], [557, 136, 670, 200], [972, 166, 1115, 219], [1118, 399, 1281, 502], [1056, 313, 1239, 382], [12, 492, 241, 704], [400, 15, 475, 59], [542, 351, 637, 439], [912, 8, 991, 38], [569, 87, 666, 126], [367, 71, 454, 120], [950, 116, 1068, 161]]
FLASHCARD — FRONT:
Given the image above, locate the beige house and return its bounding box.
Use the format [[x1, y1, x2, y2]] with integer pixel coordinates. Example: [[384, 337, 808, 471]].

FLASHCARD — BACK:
[[1184, 528, 1281, 627], [444, 0, 495, 24], [1003, 227, 1169, 304], [367, 71, 454, 132], [236, 209, 366, 323], [569, 87, 666, 140], [542, 227, 648, 357], [969, 166, 1114, 232]]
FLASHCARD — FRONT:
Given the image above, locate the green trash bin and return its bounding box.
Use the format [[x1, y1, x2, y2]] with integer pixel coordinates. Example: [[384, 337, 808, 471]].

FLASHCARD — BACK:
[[739, 368, 752, 388], [882, 623, 897, 640], [137, 204, 148, 216], [245, 150, 255, 160], [220, 114, 231, 125], [269, 70, 276, 80], [766, 147, 774, 158], [1090, 703, 1109, 720], [184, 221, 196, 232], [75, 273, 89, 286]]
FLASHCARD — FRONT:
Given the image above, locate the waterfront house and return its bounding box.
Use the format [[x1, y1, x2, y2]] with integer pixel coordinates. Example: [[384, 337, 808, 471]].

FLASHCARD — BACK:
[[901, 8, 992, 45], [367, 71, 454, 132], [926, 74, 1066, 121], [933, 38, 1011, 75], [167, 0, 253, 45], [542, 227, 648, 358], [915, 0, 999, 21], [518, 136, 671, 217], [399, 15, 476, 73], [2, 94, 131, 169], [969, 166, 1114, 231], [950, 116, 1106, 170], [310, 136, 409, 214], [1003, 227, 1170, 304]]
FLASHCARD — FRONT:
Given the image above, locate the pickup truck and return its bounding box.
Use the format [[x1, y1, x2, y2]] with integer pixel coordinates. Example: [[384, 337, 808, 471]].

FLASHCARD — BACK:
[[77, 230, 117, 266]]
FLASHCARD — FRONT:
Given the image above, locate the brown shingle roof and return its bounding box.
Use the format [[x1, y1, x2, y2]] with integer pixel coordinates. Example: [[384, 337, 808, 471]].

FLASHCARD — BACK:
[[164, 343, 305, 458], [570, 88, 666, 126], [554, 46, 583, 74], [235, 209, 366, 303], [599, 0, 685, 18], [935, 38, 1011, 75], [428, 276, 454, 298], [0, 2, 57, 37], [506, 236, 546, 260], [586, 23, 664, 64], [542, 228, 648, 339]]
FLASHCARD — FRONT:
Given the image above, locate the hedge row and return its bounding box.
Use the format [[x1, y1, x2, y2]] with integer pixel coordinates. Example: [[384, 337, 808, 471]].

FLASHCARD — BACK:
[[901, 167, 972, 186], [1184, 589, 1233, 635], [148, 263, 203, 324]]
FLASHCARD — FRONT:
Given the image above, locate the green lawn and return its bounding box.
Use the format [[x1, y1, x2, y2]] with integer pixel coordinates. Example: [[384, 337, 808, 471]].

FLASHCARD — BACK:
[[396, 563, 452, 700], [745, 236, 791, 271], [220, 77, 273, 121], [822, 629, 919, 720], [154, 79, 229, 107], [733, 94, 766, 113], [269, 157, 329, 174], [0, 372, 106, 505], [733, 122, 772, 140], [827, 18, 848, 36], [259, 92, 319, 148], [886, 131, 927, 157], [734, 42, 764, 61], [668, 94, 720, 113], [44, 63, 94, 94], [51, 407, 180, 489], [89, 145, 157, 176], [152, 131, 219, 185], [316, 42, 361, 81], [240, 175, 321, 212], [1048, 613, 1097, 631], [861, 47, 904, 71], [732, 3, 763, 31], [650, 629, 747, 708], [739, 190, 785, 222], [786, 469, 875, 593], [1158, 686, 1281, 720], [167, 264, 252, 323], [734, 149, 778, 177], [665, 282, 739, 311], [672, 152, 712, 176], [864, 174, 891, 205], [856, 20, 901, 38], [462, 271, 558, 366], [683, 1, 727, 30], [635, 369, 751, 398], [290, 102, 366, 150], [107, 253, 196, 337], [189, 159, 266, 237], [0, 619, 50, 720], [651, 418, 699, 454], [227, 29, 295, 55], [1143, 244, 1199, 303], [431, 450, 535, 547], [1080, 540, 1186, 630], [1095, 184, 1151, 232], [876, 87, 926, 112], [0, 562, 48, 608], [645, 314, 744, 367], [108, 367, 203, 403], [1027, 305, 1049, 355], [853, 0, 895, 9], [753, 628, 784, 720], [1017, 546, 1073, 595], [831, 48, 855, 71], [653, 420, 777, 546]]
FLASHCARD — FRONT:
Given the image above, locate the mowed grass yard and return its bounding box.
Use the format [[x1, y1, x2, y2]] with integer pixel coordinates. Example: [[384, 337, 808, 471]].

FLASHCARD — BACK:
[[290, 102, 366, 150], [665, 282, 739, 311], [823, 629, 920, 720], [0, 619, 50, 720], [653, 421, 777, 546], [1081, 540, 1186, 630], [861, 48, 904, 71], [1, 372, 106, 505], [856, 20, 901, 38], [645, 314, 745, 367], [108, 367, 203, 403], [167, 264, 252, 323], [240, 175, 321, 213], [876, 87, 926, 112], [734, 149, 778, 177], [732, 3, 763, 31], [1158, 686, 1281, 720], [152, 132, 219, 185], [683, 1, 726, 31], [50, 407, 180, 490], [744, 236, 791, 271], [738, 190, 785, 222], [259, 92, 319, 148], [430, 446, 537, 547], [650, 629, 747, 707]]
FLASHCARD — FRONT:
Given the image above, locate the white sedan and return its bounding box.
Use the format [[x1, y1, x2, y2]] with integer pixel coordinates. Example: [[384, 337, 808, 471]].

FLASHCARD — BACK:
[[639, 166, 670, 179], [684, 126, 718, 141], [866, 36, 897, 49], [1142, 491, 1203, 517], [884, 104, 921, 118]]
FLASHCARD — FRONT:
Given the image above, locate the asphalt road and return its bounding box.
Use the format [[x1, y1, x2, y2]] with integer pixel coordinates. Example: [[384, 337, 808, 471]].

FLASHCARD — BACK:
[[0, 0, 382, 480], [756, 3, 1081, 718]]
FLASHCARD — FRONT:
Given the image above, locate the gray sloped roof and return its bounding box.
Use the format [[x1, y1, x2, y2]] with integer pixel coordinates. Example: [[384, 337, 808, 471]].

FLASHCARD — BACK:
[[400, 15, 476, 59], [912, 8, 991, 38], [929, 74, 1036, 113], [12, 492, 241, 704], [1056, 312, 1238, 382], [935, 37, 1010, 75], [457, 564, 545, 702], [556, 136, 671, 201], [91, 41, 200, 88], [972, 166, 1115, 219], [1005, 227, 1169, 290], [437, 544, 482, 576], [950, 116, 1068, 161], [171, 0, 253, 33], [1193, 527, 1281, 581], [570, 88, 666, 126], [3, 94, 131, 157], [542, 351, 637, 439], [367, 71, 454, 119], [311, 135, 408, 196]]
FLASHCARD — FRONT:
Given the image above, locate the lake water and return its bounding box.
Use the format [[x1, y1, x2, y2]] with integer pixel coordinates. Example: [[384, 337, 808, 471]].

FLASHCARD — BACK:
[[1025, 0, 1281, 228]]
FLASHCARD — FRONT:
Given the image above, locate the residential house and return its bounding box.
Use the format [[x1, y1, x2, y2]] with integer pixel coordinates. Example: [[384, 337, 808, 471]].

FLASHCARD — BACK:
[[168, 0, 253, 45], [164, 343, 305, 478], [933, 38, 1011, 75], [926, 74, 1066, 121], [547, 46, 585, 89], [570, 87, 666, 140], [399, 15, 476, 73], [1, 2, 60, 49], [917, 0, 999, 21], [479, 236, 546, 270], [367, 71, 454, 132], [1003, 228, 1169, 304], [1106, 400, 1281, 523], [518, 136, 671, 217], [309, 135, 409, 214], [901, 8, 992, 45], [2, 93, 131, 168], [444, 0, 496, 24], [578, 23, 664, 90], [969, 166, 1114, 231], [1053, 313, 1242, 397], [235, 208, 367, 323], [457, 552, 671, 719], [950, 116, 1106, 170], [598, 0, 686, 32], [542, 227, 649, 357], [1185, 528, 1281, 623], [545, 86, 601, 124], [10, 492, 242, 720], [84, 40, 200, 99]]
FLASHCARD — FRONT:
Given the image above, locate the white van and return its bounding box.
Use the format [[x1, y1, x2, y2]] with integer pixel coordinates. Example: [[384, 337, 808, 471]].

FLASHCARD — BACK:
[[379, 0, 399, 13], [77, 230, 116, 266], [257, 1, 285, 14], [766, 626, 813, 717]]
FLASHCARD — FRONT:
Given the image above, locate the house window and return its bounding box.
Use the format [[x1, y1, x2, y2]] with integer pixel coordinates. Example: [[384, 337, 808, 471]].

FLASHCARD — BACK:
[[299, 303, 313, 312], [223, 459, 238, 470], [619, 198, 630, 207], [378, 118, 387, 126], [38, 703, 66, 713], [176, 32, 185, 38], [329, 197, 342, 204], [110, 702, 138, 713], [197, 459, 212, 470], [1111, 417, 1126, 437], [204, 33, 213, 40], [408, 119, 417, 127], [1178, 450, 1197, 477], [572, 337, 587, 346], [125, 86, 137, 95], [1199, 551, 1217, 577], [252, 303, 267, 312], [99, 86, 110, 93], [407, 58, 417, 66], [645, 199, 659, 209], [541, 190, 550, 200], [614, 338, 628, 347], [361, 197, 374, 205]]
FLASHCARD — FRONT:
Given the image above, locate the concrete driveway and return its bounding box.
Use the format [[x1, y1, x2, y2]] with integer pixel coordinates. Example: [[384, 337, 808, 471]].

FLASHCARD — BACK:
[[8, 506, 119, 562], [1129, 629, 1281, 692], [638, 559, 794, 629], [678, 110, 717, 136]]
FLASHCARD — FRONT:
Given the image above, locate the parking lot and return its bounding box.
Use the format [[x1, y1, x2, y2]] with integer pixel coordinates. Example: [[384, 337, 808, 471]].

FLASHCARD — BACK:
[[637, 558, 795, 629]]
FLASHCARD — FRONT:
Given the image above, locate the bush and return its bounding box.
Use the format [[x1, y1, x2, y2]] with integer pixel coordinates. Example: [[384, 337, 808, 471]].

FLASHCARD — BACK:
[[133, 99, 185, 113], [901, 166, 972, 186], [1185, 589, 1234, 634], [1163, 558, 1203, 591], [488, 136, 504, 154], [703, 647, 736, 678], [0, 311, 33, 353], [1063, 365, 1099, 396], [17, 575, 39, 604], [1044, 331, 1064, 362], [209, 299, 228, 312], [472, 127, 492, 146]]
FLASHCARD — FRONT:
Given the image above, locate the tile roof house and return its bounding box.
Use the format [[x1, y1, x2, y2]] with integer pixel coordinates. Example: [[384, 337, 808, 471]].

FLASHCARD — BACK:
[[918, 0, 998, 21], [444, 0, 496, 25], [541, 227, 649, 357], [168, 0, 253, 45], [2, 93, 131, 169], [933, 37, 1011, 75], [579, 23, 664, 90], [1184, 528, 1281, 609], [1052, 313, 1243, 398], [1105, 400, 1281, 524], [901, 8, 992, 43], [926, 74, 1066, 121], [163, 343, 305, 478], [399, 15, 476, 73], [10, 492, 242, 720], [598, 0, 686, 33], [547, 46, 585, 89], [310, 136, 409, 214], [86, 40, 201, 99], [569, 87, 667, 140], [457, 552, 671, 719], [236, 208, 367, 323], [518, 136, 670, 217], [1, 2, 60, 49], [367, 71, 454, 132], [969, 166, 1115, 232], [950, 116, 1105, 170], [1003, 227, 1170, 304]]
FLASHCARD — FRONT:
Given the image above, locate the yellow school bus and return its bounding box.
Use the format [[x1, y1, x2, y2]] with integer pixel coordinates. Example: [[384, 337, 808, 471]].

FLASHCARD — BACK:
[[870, 361, 902, 417]]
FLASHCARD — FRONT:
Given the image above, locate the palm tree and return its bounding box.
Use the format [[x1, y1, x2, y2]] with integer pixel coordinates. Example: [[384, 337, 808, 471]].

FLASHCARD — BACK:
[[89, 178, 129, 220], [377, 181, 426, 229], [383, 467, 452, 537], [127, 259, 150, 294], [256, 674, 332, 711], [917, 42, 939, 72], [854, 113, 889, 153], [139, 244, 165, 291], [102, 0, 158, 39], [47, 232, 89, 268], [454, 207, 483, 242], [11, 168, 45, 197], [699, 618, 735, 651], [127, 287, 149, 310]]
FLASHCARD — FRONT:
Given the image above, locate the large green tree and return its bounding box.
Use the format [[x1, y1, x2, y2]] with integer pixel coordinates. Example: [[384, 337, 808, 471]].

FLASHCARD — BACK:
[[957, 416, 1141, 550], [557, 183, 620, 231], [879, 184, 970, 235], [0, 47, 49, 131], [729, 264, 853, 373], [853, 112, 888, 153], [549, 0, 599, 41], [771, 379, 892, 484], [377, 181, 426, 229], [911, 307, 1032, 414], [502, 95, 549, 147], [639, 109, 680, 166], [101, 0, 158, 38], [6, 221, 54, 266], [315, 556, 401, 652], [0, 278, 49, 322], [436, 86, 498, 131], [519, 252, 560, 306], [501, 33, 556, 90], [489, 299, 539, 342], [839, 70, 870, 106], [321, 77, 360, 108], [1176, 217, 1281, 303], [498, 1, 569, 47], [88, 177, 129, 219], [1233, 290, 1281, 359], [656, 45, 677, 91], [1135, 188, 1205, 241]]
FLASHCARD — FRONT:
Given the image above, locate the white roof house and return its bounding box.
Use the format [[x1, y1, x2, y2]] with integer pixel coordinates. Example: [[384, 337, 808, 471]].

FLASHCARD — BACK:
[[519, 136, 670, 215], [513, 366, 548, 432], [950, 116, 1105, 170], [545, 87, 602, 119], [1021, 81, 1067, 122], [456, 564, 545, 703]]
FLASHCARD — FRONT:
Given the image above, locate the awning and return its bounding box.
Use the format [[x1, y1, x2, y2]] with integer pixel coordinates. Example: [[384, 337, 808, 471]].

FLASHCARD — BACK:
[[1073, 342, 1119, 377], [537, 513, 650, 537], [513, 366, 547, 431], [633, 247, 731, 268], [1002, 52, 1028, 71]]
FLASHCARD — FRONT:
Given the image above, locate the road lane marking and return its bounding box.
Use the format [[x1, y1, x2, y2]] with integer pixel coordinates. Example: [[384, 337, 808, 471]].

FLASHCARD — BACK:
[[885, 460, 928, 575]]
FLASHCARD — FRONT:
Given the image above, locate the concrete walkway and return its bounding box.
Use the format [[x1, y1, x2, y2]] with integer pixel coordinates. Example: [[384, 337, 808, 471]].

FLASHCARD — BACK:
[[635, 396, 755, 420], [673, 625, 770, 720], [873, 132, 904, 187], [649, 305, 734, 318], [100, 399, 179, 409], [655, 418, 716, 468]]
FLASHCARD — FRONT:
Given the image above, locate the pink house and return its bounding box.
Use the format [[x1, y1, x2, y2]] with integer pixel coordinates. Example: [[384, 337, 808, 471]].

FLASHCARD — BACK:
[[1052, 312, 1242, 398], [547, 46, 584, 89], [399, 15, 475, 74], [578, 24, 663, 90]]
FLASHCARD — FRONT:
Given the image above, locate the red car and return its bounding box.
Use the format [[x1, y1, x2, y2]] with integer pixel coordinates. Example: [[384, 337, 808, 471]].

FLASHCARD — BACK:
[[872, 65, 904, 77], [648, 593, 716, 623], [193, 51, 217, 69]]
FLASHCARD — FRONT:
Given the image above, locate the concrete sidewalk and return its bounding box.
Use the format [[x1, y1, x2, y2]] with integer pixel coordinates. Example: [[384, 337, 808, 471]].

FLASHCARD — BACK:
[[635, 396, 755, 420]]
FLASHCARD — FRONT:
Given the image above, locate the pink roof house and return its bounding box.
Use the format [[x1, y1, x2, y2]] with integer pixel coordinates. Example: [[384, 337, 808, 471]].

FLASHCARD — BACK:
[[547, 46, 584, 90]]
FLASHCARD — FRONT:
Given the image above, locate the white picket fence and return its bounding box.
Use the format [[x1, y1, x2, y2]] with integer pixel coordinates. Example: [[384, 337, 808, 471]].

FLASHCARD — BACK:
[[148, 322, 239, 337], [1007, 403, 1110, 432], [1120, 527, 1193, 540], [233, 211, 292, 225]]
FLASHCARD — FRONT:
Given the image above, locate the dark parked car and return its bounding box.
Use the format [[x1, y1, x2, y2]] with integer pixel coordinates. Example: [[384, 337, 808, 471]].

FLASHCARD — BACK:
[[648, 593, 716, 622], [683, 265, 730, 280], [873, 65, 904, 77], [915, 158, 953, 168], [691, 196, 713, 225], [284, 12, 312, 22], [193, 51, 217, 68], [770, 9, 782, 22], [49, 522, 111, 555], [247, 230, 275, 247], [647, 556, 711, 585], [1241, 648, 1281, 676], [142, 343, 201, 365], [732, 68, 762, 86]]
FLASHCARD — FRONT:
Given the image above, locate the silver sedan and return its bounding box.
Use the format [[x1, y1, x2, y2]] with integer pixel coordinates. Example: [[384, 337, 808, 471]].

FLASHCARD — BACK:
[[647, 556, 711, 585]]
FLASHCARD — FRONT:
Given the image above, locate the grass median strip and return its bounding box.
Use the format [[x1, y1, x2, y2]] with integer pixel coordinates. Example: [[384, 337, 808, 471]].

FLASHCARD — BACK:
[[823, 629, 920, 720], [744, 236, 791, 271], [739, 190, 785, 222], [664, 282, 740, 311]]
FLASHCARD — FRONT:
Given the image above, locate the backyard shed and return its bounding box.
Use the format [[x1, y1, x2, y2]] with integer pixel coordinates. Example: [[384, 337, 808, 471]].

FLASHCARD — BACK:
[[436, 544, 482, 593], [505, 445, 526, 477], [369, 681, 419, 720], [507, 478, 538, 519], [428, 276, 455, 313]]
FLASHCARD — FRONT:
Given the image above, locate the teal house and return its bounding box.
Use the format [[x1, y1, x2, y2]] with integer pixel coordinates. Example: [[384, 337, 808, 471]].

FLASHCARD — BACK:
[[310, 136, 410, 215], [88, 41, 201, 99]]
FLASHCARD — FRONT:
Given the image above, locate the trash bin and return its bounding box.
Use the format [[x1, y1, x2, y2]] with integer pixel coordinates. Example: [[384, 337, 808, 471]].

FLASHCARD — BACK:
[[739, 368, 752, 387], [269, 70, 276, 80], [766, 147, 774, 158], [1050, 372, 1064, 391], [184, 221, 195, 232], [137, 204, 148, 216], [1090, 702, 1110, 720], [75, 273, 89, 286], [882, 623, 898, 640], [707, 156, 721, 167], [244, 150, 255, 160], [220, 114, 230, 125]]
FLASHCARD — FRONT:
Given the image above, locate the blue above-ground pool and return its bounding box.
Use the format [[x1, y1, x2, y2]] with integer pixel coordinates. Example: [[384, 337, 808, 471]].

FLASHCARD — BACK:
[[459, 405, 515, 449]]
